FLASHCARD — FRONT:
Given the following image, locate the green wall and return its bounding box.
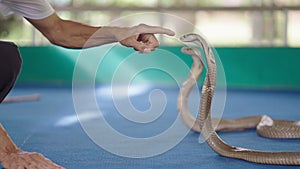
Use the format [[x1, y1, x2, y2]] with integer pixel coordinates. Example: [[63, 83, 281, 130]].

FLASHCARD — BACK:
[[17, 45, 300, 90], [217, 47, 300, 89]]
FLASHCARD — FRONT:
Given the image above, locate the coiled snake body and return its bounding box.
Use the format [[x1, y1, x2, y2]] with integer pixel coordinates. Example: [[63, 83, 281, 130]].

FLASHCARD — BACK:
[[177, 33, 300, 165]]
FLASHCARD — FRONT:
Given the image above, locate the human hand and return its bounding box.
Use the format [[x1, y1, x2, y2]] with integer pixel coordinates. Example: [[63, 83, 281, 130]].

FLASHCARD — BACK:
[[1, 150, 65, 169], [118, 24, 175, 53]]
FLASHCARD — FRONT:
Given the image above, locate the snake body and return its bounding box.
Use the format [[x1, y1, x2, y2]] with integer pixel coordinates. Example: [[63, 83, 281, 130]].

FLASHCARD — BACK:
[[177, 33, 300, 165]]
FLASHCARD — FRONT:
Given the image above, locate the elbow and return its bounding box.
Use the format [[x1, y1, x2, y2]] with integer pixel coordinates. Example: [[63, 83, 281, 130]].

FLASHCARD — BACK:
[[40, 20, 80, 48], [40, 21, 67, 47], [47, 36, 69, 48], [46, 31, 83, 49], [47, 36, 60, 46], [27, 14, 84, 49], [46, 34, 67, 48]]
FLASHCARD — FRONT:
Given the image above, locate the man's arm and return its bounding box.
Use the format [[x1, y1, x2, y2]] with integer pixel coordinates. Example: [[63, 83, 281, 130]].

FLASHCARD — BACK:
[[0, 123, 64, 168], [26, 13, 105, 48], [26, 13, 175, 52], [0, 123, 19, 161]]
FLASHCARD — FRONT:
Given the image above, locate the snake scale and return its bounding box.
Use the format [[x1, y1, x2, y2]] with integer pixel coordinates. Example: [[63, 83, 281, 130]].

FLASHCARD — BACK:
[[177, 33, 300, 165]]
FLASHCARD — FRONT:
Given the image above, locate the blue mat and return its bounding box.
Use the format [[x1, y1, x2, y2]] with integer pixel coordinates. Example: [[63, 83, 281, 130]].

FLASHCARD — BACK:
[[0, 85, 300, 169]]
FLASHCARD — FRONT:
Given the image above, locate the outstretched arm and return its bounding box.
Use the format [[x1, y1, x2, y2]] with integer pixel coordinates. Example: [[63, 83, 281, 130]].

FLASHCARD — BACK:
[[26, 13, 175, 52]]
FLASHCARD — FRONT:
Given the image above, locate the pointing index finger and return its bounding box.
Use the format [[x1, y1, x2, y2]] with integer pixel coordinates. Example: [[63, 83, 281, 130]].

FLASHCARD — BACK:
[[136, 24, 175, 36]]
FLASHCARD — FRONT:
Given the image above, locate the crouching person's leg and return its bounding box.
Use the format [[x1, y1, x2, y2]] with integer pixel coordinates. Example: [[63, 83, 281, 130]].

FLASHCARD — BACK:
[[0, 41, 22, 102], [0, 41, 65, 169]]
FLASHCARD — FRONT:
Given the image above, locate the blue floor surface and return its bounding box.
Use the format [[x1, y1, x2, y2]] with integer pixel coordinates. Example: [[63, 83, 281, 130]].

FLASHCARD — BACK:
[[0, 85, 300, 169]]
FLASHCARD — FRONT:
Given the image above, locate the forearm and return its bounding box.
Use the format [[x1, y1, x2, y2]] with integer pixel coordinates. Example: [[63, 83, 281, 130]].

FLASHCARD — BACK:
[[45, 20, 118, 48], [27, 13, 123, 49], [0, 123, 20, 162], [47, 21, 142, 49]]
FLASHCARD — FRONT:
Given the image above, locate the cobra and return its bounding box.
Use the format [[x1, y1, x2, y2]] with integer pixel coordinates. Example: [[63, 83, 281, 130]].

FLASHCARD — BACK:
[[177, 33, 300, 165]]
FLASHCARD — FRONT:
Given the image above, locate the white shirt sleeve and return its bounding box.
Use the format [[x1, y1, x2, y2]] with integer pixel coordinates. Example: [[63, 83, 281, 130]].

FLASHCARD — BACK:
[[0, 0, 55, 19]]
